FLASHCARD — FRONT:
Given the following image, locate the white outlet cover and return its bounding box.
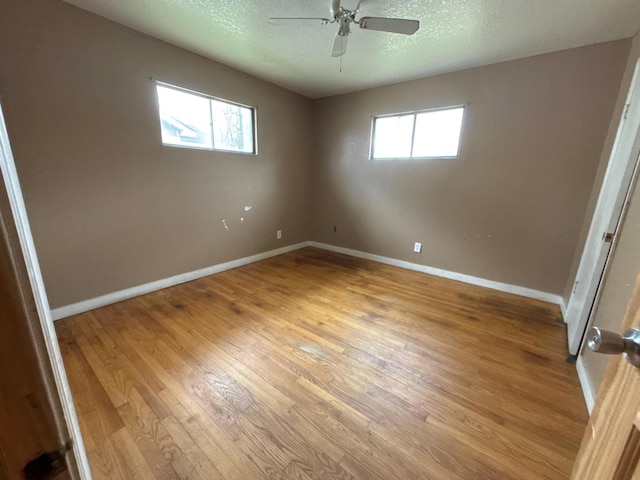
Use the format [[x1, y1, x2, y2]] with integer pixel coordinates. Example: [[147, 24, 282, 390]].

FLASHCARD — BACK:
[[413, 242, 422, 253]]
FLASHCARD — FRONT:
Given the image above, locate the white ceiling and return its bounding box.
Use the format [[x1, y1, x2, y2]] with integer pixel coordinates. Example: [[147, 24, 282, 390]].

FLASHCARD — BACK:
[[62, 0, 640, 99]]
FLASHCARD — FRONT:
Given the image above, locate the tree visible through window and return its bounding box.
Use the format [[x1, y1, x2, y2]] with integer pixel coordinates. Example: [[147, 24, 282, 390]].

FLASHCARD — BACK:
[[156, 83, 256, 154], [211, 99, 254, 153]]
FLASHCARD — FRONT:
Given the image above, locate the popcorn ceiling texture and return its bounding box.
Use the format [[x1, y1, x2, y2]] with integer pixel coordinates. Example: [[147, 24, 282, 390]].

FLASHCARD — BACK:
[[61, 0, 640, 98]]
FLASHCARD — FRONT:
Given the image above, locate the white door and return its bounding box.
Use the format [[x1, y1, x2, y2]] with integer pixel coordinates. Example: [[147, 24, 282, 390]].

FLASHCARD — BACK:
[[566, 59, 640, 355]]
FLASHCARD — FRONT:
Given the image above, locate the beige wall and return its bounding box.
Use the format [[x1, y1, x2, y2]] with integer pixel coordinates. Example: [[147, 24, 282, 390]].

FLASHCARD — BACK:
[[311, 41, 630, 295], [579, 32, 640, 396], [0, 0, 632, 315], [0, 0, 314, 308]]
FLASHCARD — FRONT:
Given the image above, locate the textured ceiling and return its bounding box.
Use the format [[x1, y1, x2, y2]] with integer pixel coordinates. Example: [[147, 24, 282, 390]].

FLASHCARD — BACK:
[[61, 0, 640, 98]]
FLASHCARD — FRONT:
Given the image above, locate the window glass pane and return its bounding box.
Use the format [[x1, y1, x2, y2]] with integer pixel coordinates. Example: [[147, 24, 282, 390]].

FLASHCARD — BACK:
[[211, 99, 254, 153], [412, 107, 464, 157], [373, 115, 414, 158], [156, 85, 213, 149]]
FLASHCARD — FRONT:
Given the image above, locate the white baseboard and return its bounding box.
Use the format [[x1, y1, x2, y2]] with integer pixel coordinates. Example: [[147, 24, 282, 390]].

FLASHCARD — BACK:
[[309, 242, 564, 306], [52, 240, 565, 321], [51, 242, 311, 320], [576, 355, 596, 414]]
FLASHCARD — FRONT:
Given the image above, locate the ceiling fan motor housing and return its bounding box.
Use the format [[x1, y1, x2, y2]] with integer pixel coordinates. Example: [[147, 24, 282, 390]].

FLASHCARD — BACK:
[[337, 13, 352, 36]]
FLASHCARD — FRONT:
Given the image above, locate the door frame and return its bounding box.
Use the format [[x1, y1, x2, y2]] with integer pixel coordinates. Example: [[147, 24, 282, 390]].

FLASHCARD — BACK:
[[0, 103, 92, 479], [566, 58, 640, 355]]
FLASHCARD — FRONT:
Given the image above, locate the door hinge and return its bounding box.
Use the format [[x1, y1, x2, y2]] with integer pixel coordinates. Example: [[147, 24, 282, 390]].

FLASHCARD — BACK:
[[573, 280, 580, 294], [623, 103, 631, 120], [23, 441, 72, 480]]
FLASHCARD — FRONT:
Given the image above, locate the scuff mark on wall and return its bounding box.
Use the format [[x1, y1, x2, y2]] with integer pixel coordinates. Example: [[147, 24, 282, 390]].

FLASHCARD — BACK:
[[222, 206, 254, 231]]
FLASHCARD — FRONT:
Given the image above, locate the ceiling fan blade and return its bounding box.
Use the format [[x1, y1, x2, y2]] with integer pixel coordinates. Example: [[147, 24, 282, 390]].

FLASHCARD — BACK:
[[331, 34, 348, 57], [330, 0, 341, 19], [359, 17, 420, 35], [269, 17, 331, 25]]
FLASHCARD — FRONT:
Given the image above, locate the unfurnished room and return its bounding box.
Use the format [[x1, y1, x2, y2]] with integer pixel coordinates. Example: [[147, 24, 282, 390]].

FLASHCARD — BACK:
[[2, 0, 640, 479]]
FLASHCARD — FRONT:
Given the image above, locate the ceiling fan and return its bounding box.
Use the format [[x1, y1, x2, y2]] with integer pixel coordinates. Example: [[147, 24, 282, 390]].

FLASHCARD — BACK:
[[269, 0, 420, 58]]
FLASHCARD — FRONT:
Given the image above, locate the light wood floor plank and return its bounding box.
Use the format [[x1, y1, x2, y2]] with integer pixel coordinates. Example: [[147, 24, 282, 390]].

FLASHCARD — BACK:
[[56, 247, 588, 479]]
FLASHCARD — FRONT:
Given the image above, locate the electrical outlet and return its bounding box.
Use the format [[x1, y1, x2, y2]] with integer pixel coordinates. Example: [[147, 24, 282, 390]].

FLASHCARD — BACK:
[[277, 229, 282, 239], [413, 242, 422, 253], [333, 226, 337, 233]]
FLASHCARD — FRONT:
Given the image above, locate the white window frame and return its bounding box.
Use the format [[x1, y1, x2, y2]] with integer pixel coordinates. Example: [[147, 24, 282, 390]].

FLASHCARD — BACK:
[[370, 105, 465, 160], [155, 81, 258, 155]]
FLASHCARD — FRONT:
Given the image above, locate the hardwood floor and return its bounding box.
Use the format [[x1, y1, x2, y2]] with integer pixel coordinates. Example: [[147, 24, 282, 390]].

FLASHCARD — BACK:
[[55, 247, 588, 480]]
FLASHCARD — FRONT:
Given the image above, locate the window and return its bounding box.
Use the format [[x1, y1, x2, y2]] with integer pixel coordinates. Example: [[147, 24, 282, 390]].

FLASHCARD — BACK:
[[156, 83, 256, 154], [371, 106, 464, 160]]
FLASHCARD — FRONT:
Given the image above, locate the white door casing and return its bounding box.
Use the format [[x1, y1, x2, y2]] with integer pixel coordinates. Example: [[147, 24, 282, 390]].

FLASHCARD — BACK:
[[566, 59, 640, 355]]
